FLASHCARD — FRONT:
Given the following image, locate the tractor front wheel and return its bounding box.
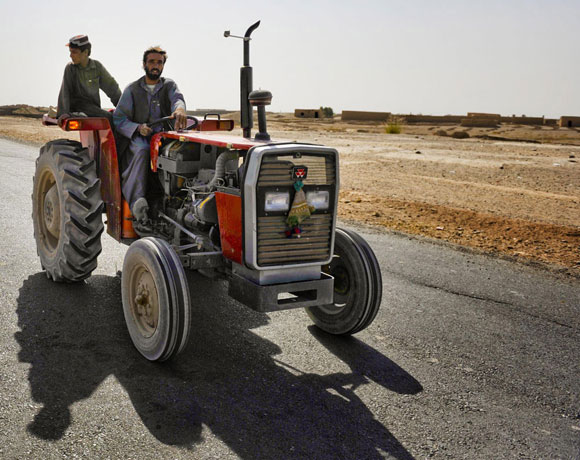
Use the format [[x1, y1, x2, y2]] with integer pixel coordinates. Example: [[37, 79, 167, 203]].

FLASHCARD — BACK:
[[122, 237, 191, 361], [305, 228, 383, 335], [32, 139, 104, 282]]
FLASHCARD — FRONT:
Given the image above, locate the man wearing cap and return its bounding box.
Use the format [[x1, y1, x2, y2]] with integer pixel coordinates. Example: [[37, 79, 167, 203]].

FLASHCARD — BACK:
[[113, 46, 187, 234], [57, 35, 121, 127]]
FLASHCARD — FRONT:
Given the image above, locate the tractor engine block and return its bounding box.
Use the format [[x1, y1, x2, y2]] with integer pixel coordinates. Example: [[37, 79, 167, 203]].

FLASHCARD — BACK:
[[156, 140, 240, 238]]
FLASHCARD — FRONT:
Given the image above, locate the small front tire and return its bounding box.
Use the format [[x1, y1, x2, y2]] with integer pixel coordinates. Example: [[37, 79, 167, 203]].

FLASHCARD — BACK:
[[122, 237, 191, 361], [306, 228, 383, 335]]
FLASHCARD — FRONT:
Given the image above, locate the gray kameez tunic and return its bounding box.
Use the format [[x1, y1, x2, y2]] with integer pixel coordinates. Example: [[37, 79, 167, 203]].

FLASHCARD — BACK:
[[113, 77, 186, 208]]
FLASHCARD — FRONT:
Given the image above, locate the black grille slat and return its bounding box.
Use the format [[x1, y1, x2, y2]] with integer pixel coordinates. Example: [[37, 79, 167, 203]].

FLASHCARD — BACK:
[[258, 237, 330, 246], [258, 242, 330, 252], [258, 179, 295, 186], [258, 230, 331, 238], [258, 224, 331, 230], [258, 247, 330, 257], [258, 231, 331, 237], [258, 215, 330, 223], [259, 254, 329, 264]]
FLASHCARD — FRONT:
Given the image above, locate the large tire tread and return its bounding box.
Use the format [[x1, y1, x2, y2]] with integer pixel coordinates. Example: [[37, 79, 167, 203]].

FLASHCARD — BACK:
[[32, 140, 104, 282], [64, 168, 90, 185], [69, 191, 92, 209], [86, 203, 105, 222]]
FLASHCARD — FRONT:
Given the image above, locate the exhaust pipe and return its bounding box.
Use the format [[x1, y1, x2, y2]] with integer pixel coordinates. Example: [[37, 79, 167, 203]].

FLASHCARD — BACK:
[[224, 20, 261, 139]]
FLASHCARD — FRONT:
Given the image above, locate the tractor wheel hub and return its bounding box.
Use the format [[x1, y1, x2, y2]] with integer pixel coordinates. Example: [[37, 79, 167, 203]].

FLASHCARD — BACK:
[[43, 184, 60, 238]]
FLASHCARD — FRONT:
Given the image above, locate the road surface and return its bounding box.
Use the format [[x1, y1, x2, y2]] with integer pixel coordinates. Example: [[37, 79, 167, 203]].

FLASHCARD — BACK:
[[0, 138, 578, 459]]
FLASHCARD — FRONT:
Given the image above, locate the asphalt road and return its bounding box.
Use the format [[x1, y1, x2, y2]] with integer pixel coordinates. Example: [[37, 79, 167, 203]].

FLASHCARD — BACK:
[[0, 138, 578, 459]]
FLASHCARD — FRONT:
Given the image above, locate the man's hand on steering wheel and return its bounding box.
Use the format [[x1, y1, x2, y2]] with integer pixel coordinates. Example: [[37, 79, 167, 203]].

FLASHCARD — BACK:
[[138, 124, 153, 137], [145, 113, 197, 132], [172, 107, 187, 131]]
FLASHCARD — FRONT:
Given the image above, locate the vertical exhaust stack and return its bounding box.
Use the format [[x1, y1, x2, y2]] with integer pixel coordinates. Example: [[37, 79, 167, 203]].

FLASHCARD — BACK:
[[224, 20, 261, 139]]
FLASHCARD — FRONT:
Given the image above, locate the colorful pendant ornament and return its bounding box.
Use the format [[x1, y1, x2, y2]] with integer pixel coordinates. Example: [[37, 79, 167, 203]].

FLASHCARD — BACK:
[[286, 165, 314, 238]]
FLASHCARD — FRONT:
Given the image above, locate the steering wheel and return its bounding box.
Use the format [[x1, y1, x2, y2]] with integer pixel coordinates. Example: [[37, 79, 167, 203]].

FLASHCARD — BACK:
[[147, 115, 199, 131]]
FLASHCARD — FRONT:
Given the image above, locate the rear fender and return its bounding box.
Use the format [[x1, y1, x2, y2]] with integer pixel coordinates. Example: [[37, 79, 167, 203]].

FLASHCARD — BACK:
[[95, 124, 122, 241], [54, 116, 123, 241]]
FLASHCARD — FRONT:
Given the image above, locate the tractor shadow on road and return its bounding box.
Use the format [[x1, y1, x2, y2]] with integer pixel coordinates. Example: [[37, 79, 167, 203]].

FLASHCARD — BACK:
[[16, 271, 421, 460], [307, 325, 423, 395]]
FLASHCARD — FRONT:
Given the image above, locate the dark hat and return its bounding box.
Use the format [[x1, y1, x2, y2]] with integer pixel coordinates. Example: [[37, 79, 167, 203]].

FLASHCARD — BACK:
[[66, 35, 90, 47]]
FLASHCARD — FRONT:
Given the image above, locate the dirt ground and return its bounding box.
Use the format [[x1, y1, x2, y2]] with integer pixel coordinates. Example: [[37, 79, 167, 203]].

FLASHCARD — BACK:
[[1, 114, 579, 276]]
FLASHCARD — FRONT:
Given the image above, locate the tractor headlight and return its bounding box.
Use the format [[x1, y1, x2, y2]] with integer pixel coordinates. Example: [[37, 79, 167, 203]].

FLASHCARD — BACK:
[[265, 191, 290, 212], [306, 190, 330, 210]]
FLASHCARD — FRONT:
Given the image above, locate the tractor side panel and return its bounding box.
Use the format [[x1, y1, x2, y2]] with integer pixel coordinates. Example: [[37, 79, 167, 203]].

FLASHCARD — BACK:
[[99, 128, 123, 241], [215, 191, 243, 265], [79, 125, 123, 241]]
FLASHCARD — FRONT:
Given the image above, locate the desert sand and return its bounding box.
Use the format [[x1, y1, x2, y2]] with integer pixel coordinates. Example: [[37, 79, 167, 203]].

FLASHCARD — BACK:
[[1, 114, 578, 276]]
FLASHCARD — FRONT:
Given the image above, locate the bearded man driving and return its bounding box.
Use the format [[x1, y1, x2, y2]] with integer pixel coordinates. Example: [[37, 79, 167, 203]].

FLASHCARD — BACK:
[[113, 46, 187, 234]]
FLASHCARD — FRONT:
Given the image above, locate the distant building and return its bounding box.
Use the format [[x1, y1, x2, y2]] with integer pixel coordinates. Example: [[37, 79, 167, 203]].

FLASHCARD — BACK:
[[467, 112, 501, 119], [295, 109, 324, 119], [461, 112, 500, 127], [403, 114, 463, 124], [559, 116, 580, 128], [500, 115, 545, 125], [341, 110, 391, 121]]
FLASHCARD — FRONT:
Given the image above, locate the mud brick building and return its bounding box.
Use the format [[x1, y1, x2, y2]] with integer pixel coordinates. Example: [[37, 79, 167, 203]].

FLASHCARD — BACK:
[[295, 109, 324, 118], [559, 116, 580, 128]]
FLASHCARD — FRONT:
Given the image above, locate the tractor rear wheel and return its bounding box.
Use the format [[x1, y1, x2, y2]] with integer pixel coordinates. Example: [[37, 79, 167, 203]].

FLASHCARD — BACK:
[[305, 228, 383, 335], [121, 237, 191, 361], [32, 139, 104, 282]]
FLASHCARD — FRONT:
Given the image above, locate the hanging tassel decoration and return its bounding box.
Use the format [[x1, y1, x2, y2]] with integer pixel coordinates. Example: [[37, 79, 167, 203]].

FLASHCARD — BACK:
[[286, 180, 315, 238]]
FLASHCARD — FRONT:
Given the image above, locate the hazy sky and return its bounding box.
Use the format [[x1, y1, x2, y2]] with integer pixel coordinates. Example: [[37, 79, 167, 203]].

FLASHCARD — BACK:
[[1, 0, 578, 117]]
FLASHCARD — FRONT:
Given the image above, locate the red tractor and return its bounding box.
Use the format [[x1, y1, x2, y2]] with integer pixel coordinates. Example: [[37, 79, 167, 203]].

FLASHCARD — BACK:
[[32, 21, 382, 361]]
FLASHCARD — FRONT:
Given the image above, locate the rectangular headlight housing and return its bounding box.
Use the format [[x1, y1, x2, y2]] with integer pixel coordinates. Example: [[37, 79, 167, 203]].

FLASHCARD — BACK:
[[306, 190, 330, 210], [264, 191, 290, 212]]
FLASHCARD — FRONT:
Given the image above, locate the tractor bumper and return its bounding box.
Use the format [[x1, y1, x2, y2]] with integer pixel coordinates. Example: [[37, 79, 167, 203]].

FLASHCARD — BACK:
[[228, 272, 334, 312]]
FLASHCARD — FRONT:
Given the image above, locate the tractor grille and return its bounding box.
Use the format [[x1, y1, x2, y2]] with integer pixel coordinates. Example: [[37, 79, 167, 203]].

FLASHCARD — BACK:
[[256, 153, 336, 266]]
